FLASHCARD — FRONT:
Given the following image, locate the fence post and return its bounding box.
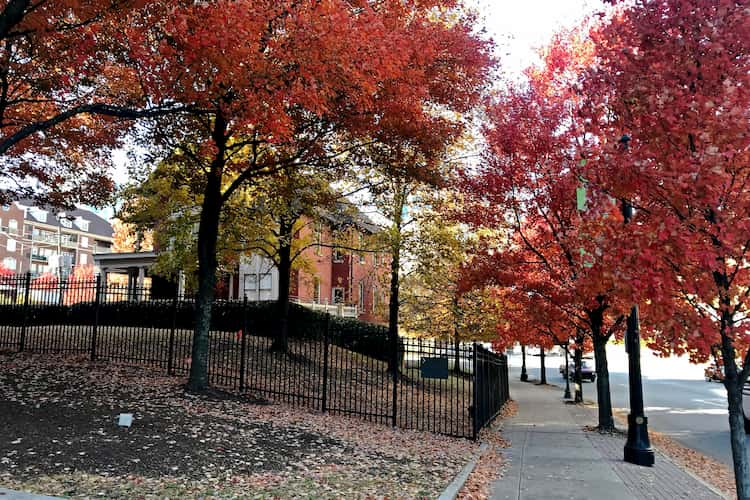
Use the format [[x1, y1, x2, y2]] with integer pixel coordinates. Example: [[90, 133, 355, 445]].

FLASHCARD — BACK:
[[239, 296, 248, 393], [472, 342, 478, 440], [167, 289, 178, 375], [391, 331, 399, 428], [321, 313, 330, 413], [19, 272, 31, 352], [90, 274, 101, 361]]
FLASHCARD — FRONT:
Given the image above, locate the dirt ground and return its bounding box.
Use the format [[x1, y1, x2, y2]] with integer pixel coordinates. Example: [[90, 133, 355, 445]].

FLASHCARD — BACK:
[[0, 352, 479, 499]]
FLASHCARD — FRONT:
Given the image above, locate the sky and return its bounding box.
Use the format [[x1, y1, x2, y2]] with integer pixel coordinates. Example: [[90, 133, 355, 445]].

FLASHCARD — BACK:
[[475, 0, 604, 77], [96, 0, 604, 222]]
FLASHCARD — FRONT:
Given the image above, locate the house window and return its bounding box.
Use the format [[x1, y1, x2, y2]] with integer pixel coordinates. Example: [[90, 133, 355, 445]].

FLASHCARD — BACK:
[[244, 273, 272, 299], [60, 218, 72, 229], [6, 238, 15, 252], [358, 282, 364, 309], [372, 286, 378, 311], [358, 235, 366, 264], [332, 248, 344, 263], [332, 287, 344, 304], [79, 253, 88, 265], [81, 236, 89, 248], [7, 219, 17, 235], [75, 217, 89, 232], [244, 274, 258, 298], [3, 257, 16, 271], [313, 277, 321, 303], [259, 273, 272, 292]]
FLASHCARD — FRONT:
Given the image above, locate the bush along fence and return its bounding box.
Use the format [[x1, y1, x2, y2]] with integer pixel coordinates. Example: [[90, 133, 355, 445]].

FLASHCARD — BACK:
[[0, 273, 510, 439]]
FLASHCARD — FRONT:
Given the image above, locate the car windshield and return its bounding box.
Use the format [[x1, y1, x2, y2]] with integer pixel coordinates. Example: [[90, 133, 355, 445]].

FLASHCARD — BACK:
[[581, 360, 592, 368]]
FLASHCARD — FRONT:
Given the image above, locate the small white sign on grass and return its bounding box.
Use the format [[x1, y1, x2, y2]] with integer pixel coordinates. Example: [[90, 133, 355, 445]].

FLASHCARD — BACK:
[[118, 413, 133, 428]]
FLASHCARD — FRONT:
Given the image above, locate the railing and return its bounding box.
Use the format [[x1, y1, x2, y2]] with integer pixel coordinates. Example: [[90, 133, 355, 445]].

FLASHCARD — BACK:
[[0, 273, 509, 439]]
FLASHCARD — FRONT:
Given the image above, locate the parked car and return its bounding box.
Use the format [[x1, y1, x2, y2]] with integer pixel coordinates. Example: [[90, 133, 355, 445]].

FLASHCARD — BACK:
[[559, 358, 596, 382], [704, 362, 724, 382]]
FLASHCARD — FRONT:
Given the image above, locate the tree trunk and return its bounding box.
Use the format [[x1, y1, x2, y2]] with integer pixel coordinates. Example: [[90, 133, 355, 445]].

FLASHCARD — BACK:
[[520, 344, 528, 381], [539, 346, 547, 384], [719, 312, 750, 500], [574, 332, 584, 403], [271, 219, 293, 353], [590, 307, 615, 431], [387, 188, 405, 374], [187, 115, 227, 391]]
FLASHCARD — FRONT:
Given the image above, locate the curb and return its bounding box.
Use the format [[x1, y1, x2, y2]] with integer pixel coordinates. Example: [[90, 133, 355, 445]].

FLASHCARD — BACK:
[[437, 443, 488, 500]]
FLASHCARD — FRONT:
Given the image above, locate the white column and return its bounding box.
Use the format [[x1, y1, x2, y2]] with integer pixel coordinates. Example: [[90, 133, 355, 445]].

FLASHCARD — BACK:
[[177, 271, 185, 298], [101, 268, 109, 303], [137, 266, 145, 301], [127, 269, 135, 301]]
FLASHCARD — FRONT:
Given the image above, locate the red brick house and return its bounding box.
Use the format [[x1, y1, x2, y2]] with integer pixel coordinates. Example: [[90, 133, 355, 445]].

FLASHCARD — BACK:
[[235, 209, 390, 324]]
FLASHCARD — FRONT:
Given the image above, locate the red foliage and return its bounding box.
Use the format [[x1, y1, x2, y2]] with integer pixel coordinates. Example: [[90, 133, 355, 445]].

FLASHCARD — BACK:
[[63, 266, 96, 305], [31, 273, 59, 290], [458, 30, 628, 352], [579, 0, 750, 365]]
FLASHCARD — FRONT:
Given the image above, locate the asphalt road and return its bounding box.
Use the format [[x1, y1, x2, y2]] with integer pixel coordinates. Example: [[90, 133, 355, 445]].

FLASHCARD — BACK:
[[508, 343, 747, 467]]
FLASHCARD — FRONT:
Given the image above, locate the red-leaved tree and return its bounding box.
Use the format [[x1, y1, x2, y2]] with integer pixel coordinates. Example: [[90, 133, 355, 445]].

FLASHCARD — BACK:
[[579, 0, 750, 495], [123, 0, 493, 390], [459, 31, 632, 430]]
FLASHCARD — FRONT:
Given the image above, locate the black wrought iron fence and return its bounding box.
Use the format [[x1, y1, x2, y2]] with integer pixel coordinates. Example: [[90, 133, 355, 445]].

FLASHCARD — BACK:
[[0, 273, 509, 439]]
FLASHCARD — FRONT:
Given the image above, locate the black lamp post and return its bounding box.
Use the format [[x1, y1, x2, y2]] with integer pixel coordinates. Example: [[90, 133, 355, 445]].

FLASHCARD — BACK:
[[520, 344, 528, 381], [563, 345, 572, 399], [619, 134, 655, 466]]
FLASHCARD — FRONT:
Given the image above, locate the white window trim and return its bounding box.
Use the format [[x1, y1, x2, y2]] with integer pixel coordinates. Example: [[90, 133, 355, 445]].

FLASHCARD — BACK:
[[332, 249, 344, 263]]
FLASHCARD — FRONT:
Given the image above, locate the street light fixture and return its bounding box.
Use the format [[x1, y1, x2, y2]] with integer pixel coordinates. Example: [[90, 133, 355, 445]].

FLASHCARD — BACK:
[[619, 134, 655, 467]]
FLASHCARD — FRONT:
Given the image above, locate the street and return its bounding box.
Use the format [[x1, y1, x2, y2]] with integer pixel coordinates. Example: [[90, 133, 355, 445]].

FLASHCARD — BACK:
[[508, 343, 747, 466]]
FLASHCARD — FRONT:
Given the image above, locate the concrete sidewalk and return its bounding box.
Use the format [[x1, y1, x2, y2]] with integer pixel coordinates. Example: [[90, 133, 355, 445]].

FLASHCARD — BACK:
[[491, 380, 725, 500]]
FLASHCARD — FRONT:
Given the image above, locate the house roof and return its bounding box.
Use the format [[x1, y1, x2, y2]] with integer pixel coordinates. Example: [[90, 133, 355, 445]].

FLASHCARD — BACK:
[[15, 200, 114, 239], [319, 201, 382, 234]]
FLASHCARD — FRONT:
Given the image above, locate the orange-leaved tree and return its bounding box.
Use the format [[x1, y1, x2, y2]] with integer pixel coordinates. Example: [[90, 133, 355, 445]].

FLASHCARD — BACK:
[[458, 30, 633, 429], [0, 1, 194, 207], [580, 0, 750, 495], [124, 0, 494, 390]]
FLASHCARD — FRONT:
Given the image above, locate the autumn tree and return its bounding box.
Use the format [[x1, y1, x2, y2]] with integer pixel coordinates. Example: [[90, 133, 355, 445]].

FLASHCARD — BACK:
[[459, 31, 634, 429], [401, 200, 504, 373], [0, 1, 193, 207], [222, 169, 343, 352], [120, 0, 492, 391], [579, 0, 750, 495], [111, 219, 153, 253]]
